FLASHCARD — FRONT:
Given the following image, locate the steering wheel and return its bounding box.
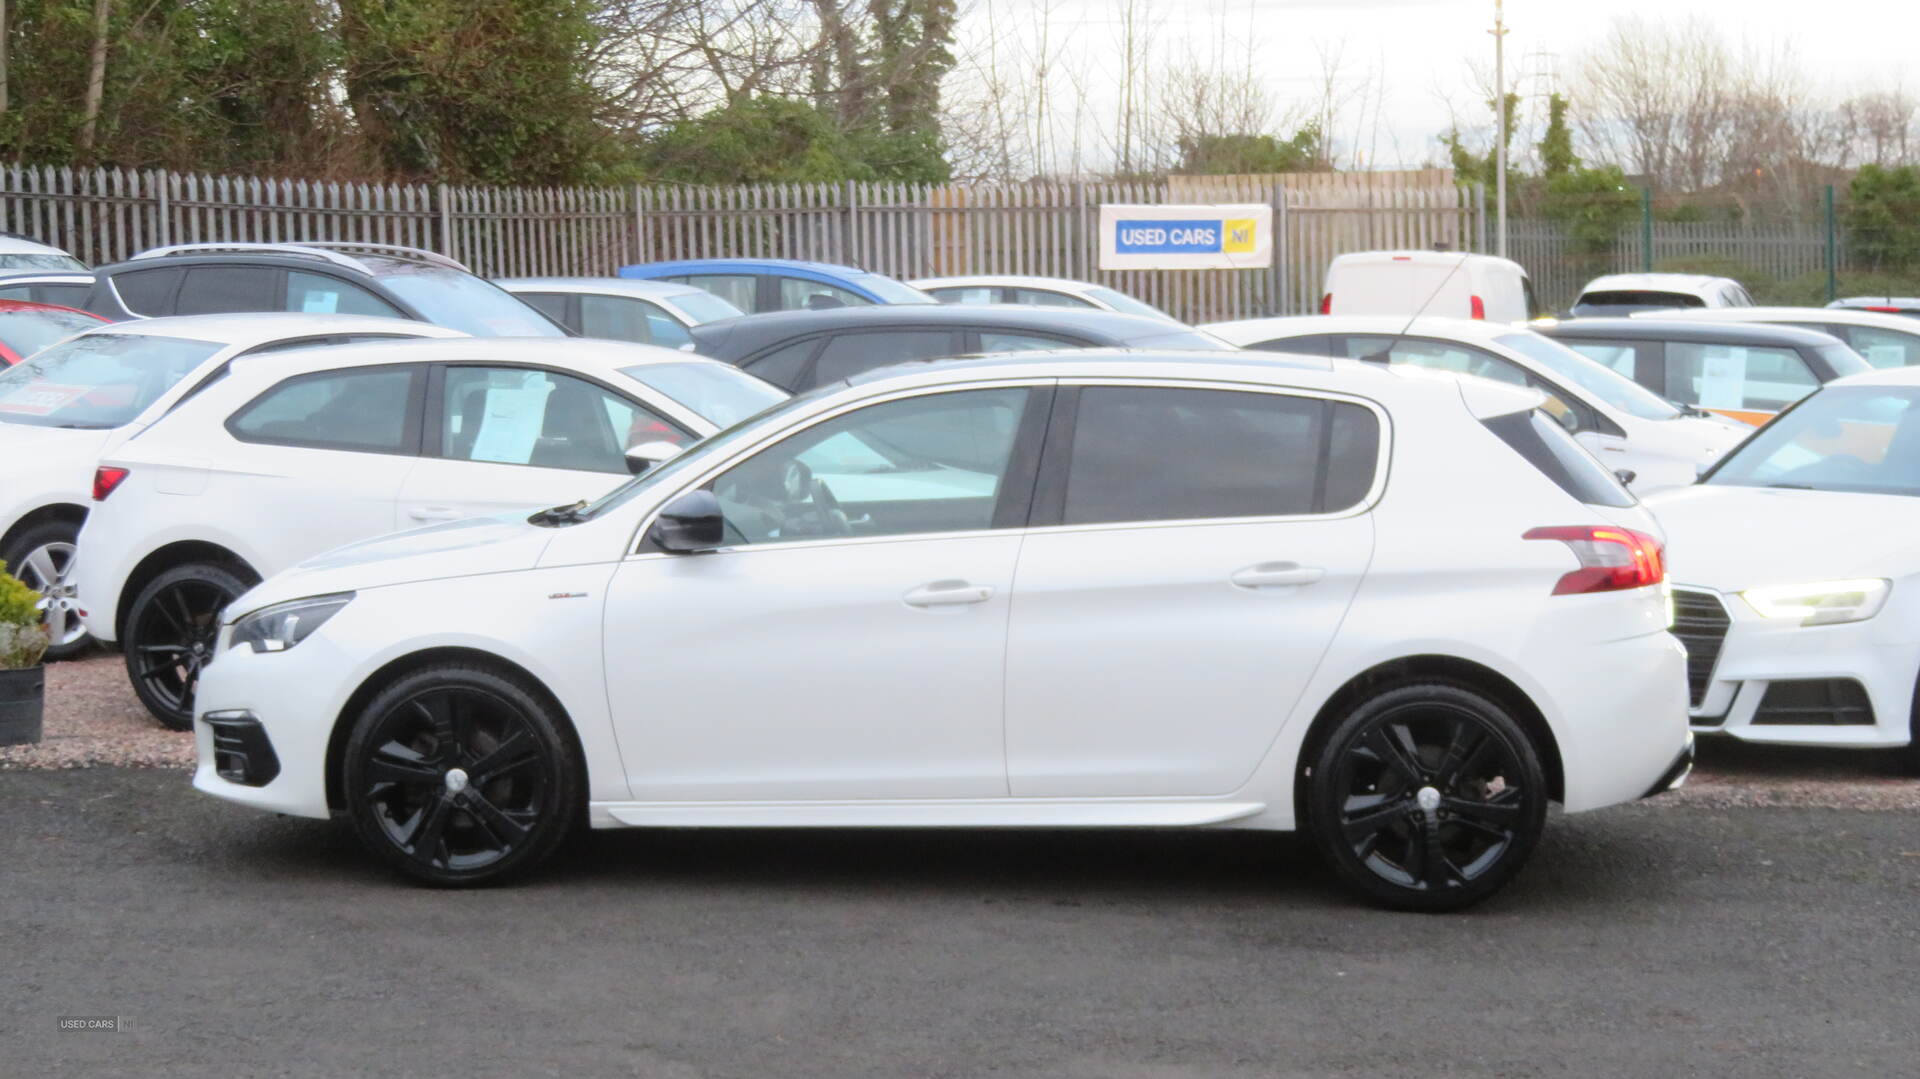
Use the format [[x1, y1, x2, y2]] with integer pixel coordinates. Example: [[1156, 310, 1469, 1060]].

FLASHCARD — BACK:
[[808, 478, 850, 535]]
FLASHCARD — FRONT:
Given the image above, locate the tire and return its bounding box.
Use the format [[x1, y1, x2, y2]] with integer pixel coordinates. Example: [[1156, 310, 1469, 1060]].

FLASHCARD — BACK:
[[342, 663, 580, 887], [123, 561, 256, 730], [1305, 682, 1548, 913], [2, 520, 93, 661]]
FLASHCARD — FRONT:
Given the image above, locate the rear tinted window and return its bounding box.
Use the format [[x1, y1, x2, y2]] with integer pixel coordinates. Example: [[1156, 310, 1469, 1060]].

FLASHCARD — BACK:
[[177, 265, 279, 315], [228, 365, 419, 454], [1482, 409, 1635, 507], [1573, 290, 1706, 312], [811, 330, 956, 386], [1061, 386, 1379, 525], [111, 267, 184, 315]]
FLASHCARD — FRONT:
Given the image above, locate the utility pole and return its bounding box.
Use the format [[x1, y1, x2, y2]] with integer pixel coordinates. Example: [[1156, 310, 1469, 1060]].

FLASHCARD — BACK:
[[1491, 0, 1508, 259]]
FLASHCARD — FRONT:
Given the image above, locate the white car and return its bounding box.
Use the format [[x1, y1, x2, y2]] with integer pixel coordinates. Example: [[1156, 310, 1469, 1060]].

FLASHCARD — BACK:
[[190, 348, 1692, 911], [76, 336, 784, 729], [907, 275, 1179, 323], [1648, 367, 1920, 769], [495, 278, 746, 347], [0, 313, 467, 658], [0, 233, 86, 272], [1319, 251, 1538, 323], [1631, 306, 1920, 371], [1200, 315, 1749, 492], [1572, 273, 1753, 316]]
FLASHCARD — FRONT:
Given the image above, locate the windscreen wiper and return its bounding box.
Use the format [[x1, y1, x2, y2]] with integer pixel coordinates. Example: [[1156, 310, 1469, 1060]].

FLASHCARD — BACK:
[[527, 499, 589, 526]]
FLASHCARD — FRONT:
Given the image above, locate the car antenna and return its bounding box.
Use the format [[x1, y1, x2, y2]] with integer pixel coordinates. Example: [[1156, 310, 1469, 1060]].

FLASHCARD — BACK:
[[1369, 250, 1475, 362]]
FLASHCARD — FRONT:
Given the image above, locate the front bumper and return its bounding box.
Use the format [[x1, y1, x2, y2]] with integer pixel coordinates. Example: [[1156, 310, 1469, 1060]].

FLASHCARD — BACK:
[[190, 630, 346, 820], [1640, 733, 1695, 799], [1679, 586, 1916, 749]]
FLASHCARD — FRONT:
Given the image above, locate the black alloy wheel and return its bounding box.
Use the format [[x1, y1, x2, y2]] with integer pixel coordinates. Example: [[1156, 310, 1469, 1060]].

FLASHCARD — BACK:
[[1307, 682, 1547, 912], [124, 562, 256, 730], [343, 663, 579, 886]]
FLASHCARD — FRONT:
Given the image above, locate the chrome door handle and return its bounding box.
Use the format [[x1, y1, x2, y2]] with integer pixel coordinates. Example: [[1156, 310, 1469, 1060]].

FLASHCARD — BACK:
[[1231, 562, 1324, 589], [903, 580, 994, 607], [407, 506, 460, 522]]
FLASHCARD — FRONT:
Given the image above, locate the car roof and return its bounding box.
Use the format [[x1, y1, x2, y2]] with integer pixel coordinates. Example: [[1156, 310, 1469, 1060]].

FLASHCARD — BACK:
[[495, 277, 714, 301], [909, 274, 1102, 292], [619, 257, 875, 278], [0, 233, 74, 256], [1200, 314, 1518, 347], [73, 312, 467, 346], [1329, 250, 1526, 273], [1639, 306, 1920, 333], [1831, 296, 1920, 308], [219, 335, 707, 382], [1537, 317, 1843, 347], [1579, 272, 1733, 294], [690, 304, 1215, 355], [1830, 364, 1920, 389], [0, 270, 93, 285]]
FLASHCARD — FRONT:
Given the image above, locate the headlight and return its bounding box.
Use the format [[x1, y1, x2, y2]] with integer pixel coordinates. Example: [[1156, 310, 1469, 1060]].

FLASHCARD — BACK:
[[228, 593, 353, 653], [1740, 579, 1890, 626]]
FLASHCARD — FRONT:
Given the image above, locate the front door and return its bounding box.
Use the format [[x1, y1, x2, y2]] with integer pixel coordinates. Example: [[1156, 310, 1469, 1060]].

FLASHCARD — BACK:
[[1004, 383, 1382, 798], [602, 384, 1048, 801]]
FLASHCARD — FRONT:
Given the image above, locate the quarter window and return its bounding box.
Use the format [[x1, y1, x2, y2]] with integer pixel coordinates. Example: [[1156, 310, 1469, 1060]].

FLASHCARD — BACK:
[[1059, 386, 1379, 526], [110, 267, 184, 316], [439, 366, 687, 474], [228, 366, 418, 454], [709, 387, 1033, 545], [1664, 343, 1817, 412]]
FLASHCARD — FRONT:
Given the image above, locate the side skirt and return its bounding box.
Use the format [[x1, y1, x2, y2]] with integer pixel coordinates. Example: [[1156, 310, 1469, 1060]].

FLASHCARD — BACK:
[[592, 799, 1271, 830]]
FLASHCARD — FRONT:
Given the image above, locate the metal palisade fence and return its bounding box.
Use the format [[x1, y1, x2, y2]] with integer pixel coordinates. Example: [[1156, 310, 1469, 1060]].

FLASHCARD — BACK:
[[0, 163, 1483, 324]]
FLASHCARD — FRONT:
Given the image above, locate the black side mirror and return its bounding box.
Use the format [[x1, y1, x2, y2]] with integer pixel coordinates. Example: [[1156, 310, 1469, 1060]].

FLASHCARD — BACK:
[[648, 489, 726, 553], [1614, 468, 1638, 487]]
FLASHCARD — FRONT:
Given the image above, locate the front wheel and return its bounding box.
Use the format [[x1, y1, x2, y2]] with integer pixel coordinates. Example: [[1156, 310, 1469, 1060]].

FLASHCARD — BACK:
[[343, 664, 580, 886], [124, 561, 257, 730], [1306, 682, 1548, 912]]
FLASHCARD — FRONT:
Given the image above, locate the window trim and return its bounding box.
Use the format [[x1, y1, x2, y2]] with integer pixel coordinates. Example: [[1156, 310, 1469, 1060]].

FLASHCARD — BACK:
[[628, 379, 1056, 557], [421, 360, 697, 470], [224, 362, 427, 457], [1026, 376, 1392, 532]]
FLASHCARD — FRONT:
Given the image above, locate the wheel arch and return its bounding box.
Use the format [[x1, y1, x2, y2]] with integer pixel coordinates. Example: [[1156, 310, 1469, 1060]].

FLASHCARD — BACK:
[[115, 541, 258, 641], [324, 646, 588, 814], [0, 502, 89, 557], [1292, 654, 1566, 820]]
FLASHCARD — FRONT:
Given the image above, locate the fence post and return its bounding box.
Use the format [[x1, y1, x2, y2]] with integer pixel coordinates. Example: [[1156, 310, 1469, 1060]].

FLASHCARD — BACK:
[[1073, 182, 1087, 281], [154, 170, 170, 248], [436, 183, 454, 260], [1474, 183, 1487, 254], [843, 179, 858, 266], [1824, 184, 1838, 303], [632, 183, 646, 266], [1270, 183, 1286, 317], [1640, 188, 1653, 273]]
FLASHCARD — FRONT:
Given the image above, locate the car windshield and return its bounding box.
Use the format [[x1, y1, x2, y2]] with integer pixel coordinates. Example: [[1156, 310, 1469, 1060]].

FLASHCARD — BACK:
[[1496, 332, 1681, 420], [577, 390, 827, 520], [1706, 385, 1920, 496], [853, 274, 939, 305], [622, 361, 787, 427], [0, 332, 222, 428], [669, 291, 745, 324], [369, 261, 565, 337], [0, 253, 86, 271], [1086, 286, 1175, 321], [0, 307, 101, 358]]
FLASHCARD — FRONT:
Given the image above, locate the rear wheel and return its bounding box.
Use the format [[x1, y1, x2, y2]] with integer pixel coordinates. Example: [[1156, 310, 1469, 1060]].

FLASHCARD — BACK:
[[124, 561, 256, 730], [1306, 682, 1547, 912], [3, 521, 92, 660], [342, 663, 579, 886]]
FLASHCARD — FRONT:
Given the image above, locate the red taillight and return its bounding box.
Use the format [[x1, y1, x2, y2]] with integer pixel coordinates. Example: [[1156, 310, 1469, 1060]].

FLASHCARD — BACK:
[[92, 466, 129, 501], [1319, 292, 1332, 314], [1469, 294, 1486, 320], [1523, 525, 1665, 595]]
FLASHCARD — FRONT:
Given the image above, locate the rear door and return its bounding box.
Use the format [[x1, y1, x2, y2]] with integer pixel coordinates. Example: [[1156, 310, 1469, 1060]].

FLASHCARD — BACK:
[[1002, 381, 1382, 797], [394, 363, 694, 527]]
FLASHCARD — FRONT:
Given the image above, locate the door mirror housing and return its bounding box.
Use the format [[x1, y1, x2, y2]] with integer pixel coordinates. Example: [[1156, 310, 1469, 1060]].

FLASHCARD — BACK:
[[625, 439, 684, 475], [1613, 468, 1638, 488], [648, 489, 726, 553]]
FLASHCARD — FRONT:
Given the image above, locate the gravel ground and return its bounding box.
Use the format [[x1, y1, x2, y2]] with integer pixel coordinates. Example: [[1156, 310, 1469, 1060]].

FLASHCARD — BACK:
[[5, 651, 1918, 809]]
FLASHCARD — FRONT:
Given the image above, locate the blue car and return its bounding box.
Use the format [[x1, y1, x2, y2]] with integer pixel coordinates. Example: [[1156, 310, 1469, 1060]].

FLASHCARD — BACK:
[[616, 258, 935, 315]]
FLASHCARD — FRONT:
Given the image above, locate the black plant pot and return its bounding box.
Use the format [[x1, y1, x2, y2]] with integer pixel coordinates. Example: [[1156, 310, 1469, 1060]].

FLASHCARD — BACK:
[[0, 665, 44, 746]]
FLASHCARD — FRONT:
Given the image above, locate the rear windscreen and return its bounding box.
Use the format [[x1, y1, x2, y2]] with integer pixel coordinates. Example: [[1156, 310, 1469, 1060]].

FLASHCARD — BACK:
[[1481, 409, 1637, 507], [1572, 290, 1706, 314]]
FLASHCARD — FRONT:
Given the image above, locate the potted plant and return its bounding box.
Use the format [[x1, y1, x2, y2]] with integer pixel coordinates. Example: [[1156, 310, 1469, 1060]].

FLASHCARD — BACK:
[[0, 558, 49, 746]]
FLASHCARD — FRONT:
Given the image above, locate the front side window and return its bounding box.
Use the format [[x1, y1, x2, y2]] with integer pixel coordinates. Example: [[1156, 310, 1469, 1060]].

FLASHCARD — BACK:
[[930, 287, 997, 305], [671, 274, 757, 312], [229, 365, 419, 453], [1844, 326, 1920, 370], [1060, 386, 1380, 526], [286, 271, 403, 318], [666, 290, 743, 325], [1343, 335, 1529, 386], [439, 366, 687, 473], [1250, 334, 1333, 357], [1664, 342, 1817, 413], [1562, 339, 1642, 379], [709, 387, 1032, 545], [810, 331, 957, 387], [580, 294, 690, 348], [978, 331, 1079, 353], [1707, 386, 1920, 496], [778, 277, 871, 312], [0, 332, 220, 429], [1008, 287, 1093, 309], [620, 361, 786, 428]]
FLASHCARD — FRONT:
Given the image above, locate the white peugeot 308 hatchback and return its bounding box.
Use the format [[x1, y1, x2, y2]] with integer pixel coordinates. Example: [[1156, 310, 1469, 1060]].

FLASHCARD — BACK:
[[190, 349, 1693, 911]]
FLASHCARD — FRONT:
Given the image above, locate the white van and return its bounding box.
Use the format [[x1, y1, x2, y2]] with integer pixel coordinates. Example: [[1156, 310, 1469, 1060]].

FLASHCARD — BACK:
[[1320, 250, 1536, 323]]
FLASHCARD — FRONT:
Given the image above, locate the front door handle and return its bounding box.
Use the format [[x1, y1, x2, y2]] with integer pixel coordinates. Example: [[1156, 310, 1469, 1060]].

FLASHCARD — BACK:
[[1231, 562, 1325, 589], [903, 580, 994, 608], [407, 505, 460, 522]]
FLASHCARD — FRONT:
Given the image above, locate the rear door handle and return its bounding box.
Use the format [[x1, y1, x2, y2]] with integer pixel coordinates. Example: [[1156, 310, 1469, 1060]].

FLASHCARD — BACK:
[[903, 580, 994, 608], [407, 505, 460, 522], [1231, 562, 1325, 589]]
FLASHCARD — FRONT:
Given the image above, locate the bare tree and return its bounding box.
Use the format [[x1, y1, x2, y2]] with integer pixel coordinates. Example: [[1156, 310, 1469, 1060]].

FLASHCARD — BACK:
[[77, 0, 112, 154]]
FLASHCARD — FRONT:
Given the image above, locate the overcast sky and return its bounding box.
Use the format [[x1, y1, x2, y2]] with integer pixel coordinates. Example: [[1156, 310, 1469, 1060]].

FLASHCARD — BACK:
[[968, 0, 1918, 170]]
